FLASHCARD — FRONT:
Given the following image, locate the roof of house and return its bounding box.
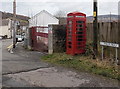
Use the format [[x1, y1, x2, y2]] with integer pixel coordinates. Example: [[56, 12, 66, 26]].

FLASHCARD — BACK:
[[31, 10, 58, 20]]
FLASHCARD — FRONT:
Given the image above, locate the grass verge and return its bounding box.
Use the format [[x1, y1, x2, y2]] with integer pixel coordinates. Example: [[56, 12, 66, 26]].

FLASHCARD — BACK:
[[41, 53, 120, 81]]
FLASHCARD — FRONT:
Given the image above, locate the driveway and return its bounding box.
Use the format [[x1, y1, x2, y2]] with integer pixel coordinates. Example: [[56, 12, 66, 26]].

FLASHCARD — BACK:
[[2, 39, 120, 88]]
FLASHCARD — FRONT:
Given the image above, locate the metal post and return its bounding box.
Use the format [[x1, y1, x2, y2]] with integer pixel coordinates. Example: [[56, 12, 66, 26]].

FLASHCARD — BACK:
[[102, 46, 104, 60], [116, 48, 118, 64], [118, 1, 120, 65], [13, 0, 16, 48]]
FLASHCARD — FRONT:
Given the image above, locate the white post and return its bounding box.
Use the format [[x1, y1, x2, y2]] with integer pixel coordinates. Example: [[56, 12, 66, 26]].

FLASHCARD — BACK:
[[116, 48, 118, 64], [102, 46, 104, 60], [48, 25, 53, 54]]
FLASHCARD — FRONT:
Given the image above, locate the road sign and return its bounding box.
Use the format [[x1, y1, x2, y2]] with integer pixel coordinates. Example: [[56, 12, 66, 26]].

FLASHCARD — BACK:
[[100, 42, 119, 64], [100, 42, 119, 48]]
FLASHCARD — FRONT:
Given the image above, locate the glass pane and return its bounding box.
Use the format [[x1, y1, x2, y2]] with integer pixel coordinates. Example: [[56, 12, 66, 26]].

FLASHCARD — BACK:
[[68, 16, 73, 18], [69, 25, 72, 27], [68, 42, 72, 44], [76, 16, 84, 18], [77, 35, 83, 38], [77, 39, 83, 41], [68, 28, 72, 30], [68, 45, 72, 48], [68, 31, 72, 34], [69, 21, 72, 24], [77, 24, 83, 27], [78, 43, 81, 45], [76, 21, 84, 23], [68, 39, 72, 41], [77, 28, 83, 31], [77, 32, 83, 34], [68, 35, 72, 37]]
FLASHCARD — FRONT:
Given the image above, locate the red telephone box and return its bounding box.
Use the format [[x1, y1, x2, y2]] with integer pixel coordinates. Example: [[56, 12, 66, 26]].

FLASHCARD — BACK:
[[66, 12, 86, 55]]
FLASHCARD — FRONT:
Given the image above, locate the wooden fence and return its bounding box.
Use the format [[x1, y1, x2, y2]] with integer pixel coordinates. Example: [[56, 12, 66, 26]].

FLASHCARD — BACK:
[[87, 22, 119, 63], [87, 22, 118, 44]]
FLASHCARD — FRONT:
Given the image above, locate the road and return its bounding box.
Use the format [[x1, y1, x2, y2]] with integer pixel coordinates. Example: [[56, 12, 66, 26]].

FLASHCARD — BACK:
[[2, 39, 120, 88]]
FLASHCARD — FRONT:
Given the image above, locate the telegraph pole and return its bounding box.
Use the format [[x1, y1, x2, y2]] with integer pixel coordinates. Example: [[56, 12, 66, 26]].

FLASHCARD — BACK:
[[118, 1, 120, 65], [93, 0, 98, 58], [13, 0, 16, 48], [110, 12, 111, 22]]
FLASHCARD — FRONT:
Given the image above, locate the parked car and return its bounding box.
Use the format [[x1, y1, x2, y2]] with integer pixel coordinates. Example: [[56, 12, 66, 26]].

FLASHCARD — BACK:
[[0, 36, 2, 40], [16, 35, 24, 42]]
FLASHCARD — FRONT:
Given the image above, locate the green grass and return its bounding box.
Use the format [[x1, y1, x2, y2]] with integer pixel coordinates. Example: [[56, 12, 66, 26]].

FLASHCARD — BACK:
[[41, 53, 120, 81]]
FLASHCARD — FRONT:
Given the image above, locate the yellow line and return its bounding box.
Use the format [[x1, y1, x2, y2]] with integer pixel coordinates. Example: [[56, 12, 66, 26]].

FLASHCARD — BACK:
[[7, 44, 13, 49]]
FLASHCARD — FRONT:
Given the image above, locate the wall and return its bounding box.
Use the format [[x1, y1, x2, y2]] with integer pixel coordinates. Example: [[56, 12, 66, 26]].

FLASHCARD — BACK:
[[48, 25, 66, 54]]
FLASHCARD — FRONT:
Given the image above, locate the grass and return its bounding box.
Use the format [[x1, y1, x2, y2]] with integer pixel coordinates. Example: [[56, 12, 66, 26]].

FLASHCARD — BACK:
[[41, 53, 120, 81]]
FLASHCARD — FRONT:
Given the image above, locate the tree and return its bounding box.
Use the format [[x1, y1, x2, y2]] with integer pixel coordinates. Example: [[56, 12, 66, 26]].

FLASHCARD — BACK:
[[54, 10, 66, 19]]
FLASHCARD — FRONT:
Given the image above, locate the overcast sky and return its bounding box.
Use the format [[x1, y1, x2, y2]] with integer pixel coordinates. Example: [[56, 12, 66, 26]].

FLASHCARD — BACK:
[[0, 0, 120, 17]]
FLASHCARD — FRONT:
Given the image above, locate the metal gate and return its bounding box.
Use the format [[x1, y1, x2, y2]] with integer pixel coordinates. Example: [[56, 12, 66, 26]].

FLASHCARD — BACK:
[[30, 26, 48, 52]]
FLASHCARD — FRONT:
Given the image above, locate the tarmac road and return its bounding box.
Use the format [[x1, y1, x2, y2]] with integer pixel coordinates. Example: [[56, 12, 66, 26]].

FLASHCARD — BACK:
[[2, 39, 49, 87], [2, 39, 120, 88]]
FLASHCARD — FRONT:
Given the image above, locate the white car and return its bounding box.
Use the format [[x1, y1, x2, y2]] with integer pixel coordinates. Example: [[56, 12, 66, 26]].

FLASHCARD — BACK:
[[16, 35, 24, 42], [0, 36, 2, 40]]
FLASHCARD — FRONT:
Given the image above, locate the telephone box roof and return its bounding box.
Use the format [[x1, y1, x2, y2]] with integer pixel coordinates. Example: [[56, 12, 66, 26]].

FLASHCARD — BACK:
[[68, 12, 86, 16]]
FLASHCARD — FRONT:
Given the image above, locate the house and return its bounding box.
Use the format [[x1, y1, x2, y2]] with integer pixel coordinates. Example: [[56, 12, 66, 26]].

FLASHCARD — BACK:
[[0, 19, 12, 38], [29, 10, 59, 27], [29, 10, 59, 51], [0, 11, 30, 38]]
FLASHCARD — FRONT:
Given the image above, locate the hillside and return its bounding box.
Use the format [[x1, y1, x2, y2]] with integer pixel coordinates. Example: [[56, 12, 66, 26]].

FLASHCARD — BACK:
[[0, 11, 30, 21], [87, 14, 118, 22]]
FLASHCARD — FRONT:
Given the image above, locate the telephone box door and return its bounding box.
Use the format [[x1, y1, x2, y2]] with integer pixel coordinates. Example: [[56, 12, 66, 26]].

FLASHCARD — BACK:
[[75, 20, 86, 53]]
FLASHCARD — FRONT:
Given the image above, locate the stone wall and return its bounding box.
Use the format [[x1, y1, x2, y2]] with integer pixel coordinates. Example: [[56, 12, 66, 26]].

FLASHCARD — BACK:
[[48, 25, 66, 54]]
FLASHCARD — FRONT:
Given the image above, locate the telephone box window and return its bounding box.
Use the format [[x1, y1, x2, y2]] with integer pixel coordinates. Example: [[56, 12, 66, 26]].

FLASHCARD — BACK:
[[77, 24, 83, 28], [69, 21, 72, 24], [68, 16, 74, 18], [77, 32, 83, 34], [76, 16, 85, 18], [77, 28, 83, 31], [77, 35, 83, 38], [77, 39, 83, 41], [76, 21, 84, 23]]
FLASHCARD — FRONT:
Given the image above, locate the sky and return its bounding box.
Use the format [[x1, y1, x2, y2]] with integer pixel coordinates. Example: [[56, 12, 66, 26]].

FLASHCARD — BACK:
[[0, 0, 120, 17]]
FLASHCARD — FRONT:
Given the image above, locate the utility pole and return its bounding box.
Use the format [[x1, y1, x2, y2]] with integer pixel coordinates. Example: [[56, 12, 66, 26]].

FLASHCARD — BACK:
[[110, 12, 111, 22], [13, 0, 16, 48], [93, 0, 98, 58], [118, 1, 120, 65]]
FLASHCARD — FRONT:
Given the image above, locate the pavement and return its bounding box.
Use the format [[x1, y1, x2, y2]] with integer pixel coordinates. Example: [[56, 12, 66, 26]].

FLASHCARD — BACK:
[[1, 39, 120, 88]]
